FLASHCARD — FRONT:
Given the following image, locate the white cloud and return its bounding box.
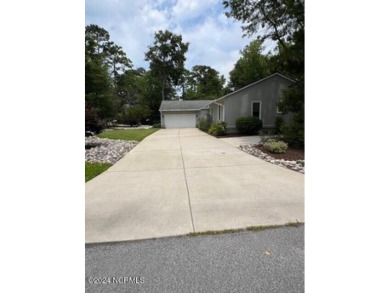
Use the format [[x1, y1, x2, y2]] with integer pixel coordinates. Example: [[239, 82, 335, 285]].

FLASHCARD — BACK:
[[85, 0, 260, 81], [171, 0, 219, 21], [177, 13, 257, 78]]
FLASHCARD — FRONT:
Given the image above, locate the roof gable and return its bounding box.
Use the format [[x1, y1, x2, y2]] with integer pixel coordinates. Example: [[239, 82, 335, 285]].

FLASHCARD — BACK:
[[212, 73, 295, 103]]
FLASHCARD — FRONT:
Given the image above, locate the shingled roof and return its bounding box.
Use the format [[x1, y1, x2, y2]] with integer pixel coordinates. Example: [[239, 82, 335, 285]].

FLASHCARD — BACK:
[[159, 100, 214, 111]]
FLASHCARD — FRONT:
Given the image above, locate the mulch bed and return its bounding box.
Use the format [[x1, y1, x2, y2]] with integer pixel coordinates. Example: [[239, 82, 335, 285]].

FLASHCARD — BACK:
[[254, 145, 305, 161]]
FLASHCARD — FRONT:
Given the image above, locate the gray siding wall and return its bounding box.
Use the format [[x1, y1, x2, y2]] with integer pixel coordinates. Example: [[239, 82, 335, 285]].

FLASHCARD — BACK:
[[209, 101, 224, 123], [219, 75, 294, 131], [198, 109, 209, 120], [209, 104, 218, 122]]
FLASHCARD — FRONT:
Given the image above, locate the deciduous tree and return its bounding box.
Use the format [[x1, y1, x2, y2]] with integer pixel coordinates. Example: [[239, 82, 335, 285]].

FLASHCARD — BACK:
[[145, 30, 189, 100], [184, 65, 225, 100], [228, 39, 273, 91]]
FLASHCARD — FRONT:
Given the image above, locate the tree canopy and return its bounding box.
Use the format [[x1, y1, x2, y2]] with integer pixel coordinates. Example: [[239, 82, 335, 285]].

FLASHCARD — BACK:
[[223, 0, 304, 45], [145, 30, 189, 100], [228, 39, 273, 92], [184, 65, 225, 100], [85, 24, 132, 124], [85, 25, 132, 78], [223, 0, 304, 78]]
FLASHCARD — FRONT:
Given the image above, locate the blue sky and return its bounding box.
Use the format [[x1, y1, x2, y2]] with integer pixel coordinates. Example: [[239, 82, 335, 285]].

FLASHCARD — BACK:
[[85, 0, 275, 81]]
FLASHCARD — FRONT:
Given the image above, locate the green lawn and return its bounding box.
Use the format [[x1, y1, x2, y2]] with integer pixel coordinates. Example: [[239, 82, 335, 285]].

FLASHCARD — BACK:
[[97, 128, 160, 141], [85, 163, 112, 182], [86, 128, 159, 182]]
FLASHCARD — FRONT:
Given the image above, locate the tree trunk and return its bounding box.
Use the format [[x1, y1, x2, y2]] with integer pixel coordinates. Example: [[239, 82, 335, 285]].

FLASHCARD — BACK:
[[161, 77, 166, 100]]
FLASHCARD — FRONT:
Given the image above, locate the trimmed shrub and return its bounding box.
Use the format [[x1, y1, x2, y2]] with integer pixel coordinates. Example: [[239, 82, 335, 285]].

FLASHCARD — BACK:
[[153, 123, 161, 128], [260, 135, 280, 145], [274, 116, 284, 134], [235, 116, 262, 135], [263, 140, 288, 153], [208, 122, 227, 136], [197, 117, 211, 132]]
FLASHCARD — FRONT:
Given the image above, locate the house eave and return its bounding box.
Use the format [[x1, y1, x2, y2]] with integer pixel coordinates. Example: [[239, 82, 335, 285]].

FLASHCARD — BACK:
[[159, 109, 202, 112]]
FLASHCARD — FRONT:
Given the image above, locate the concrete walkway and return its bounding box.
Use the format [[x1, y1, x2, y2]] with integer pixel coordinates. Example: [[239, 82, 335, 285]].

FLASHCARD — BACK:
[[218, 135, 261, 147], [85, 129, 304, 243]]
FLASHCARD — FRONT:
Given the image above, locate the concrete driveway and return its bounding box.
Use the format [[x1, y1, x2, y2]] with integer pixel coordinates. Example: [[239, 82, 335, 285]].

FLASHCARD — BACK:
[[218, 135, 261, 147], [86, 128, 304, 243]]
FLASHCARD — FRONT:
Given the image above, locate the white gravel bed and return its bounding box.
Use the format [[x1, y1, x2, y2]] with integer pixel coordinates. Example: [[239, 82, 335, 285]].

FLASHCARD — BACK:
[[107, 125, 153, 130], [239, 144, 305, 174], [85, 137, 138, 164]]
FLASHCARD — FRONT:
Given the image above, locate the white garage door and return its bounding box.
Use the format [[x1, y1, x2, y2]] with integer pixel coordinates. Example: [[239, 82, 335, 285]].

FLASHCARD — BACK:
[[165, 114, 196, 128]]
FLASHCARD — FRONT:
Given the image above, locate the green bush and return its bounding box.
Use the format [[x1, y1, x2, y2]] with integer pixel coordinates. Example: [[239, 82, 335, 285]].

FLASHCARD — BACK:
[[153, 123, 161, 128], [260, 135, 281, 144], [197, 117, 212, 132], [274, 116, 284, 134], [235, 116, 262, 134], [123, 105, 151, 125], [263, 140, 288, 153], [208, 122, 227, 136], [280, 110, 304, 149], [85, 107, 105, 134]]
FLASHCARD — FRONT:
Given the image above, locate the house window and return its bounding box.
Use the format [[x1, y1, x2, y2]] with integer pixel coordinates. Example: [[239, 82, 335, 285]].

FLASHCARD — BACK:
[[252, 102, 261, 118], [276, 98, 283, 114]]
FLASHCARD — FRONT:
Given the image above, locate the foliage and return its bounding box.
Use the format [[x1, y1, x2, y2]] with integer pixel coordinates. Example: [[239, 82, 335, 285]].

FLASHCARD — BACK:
[[85, 24, 132, 77], [145, 30, 189, 101], [85, 57, 112, 96], [223, 0, 304, 42], [263, 139, 288, 153], [236, 116, 263, 134], [115, 68, 147, 109], [153, 123, 161, 128], [97, 128, 159, 141], [208, 122, 227, 136], [85, 163, 112, 182], [278, 81, 304, 114], [85, 107, 105, 134], [259, 135, 281, 144], [105, 42, 132, 78], [85, 24, 110, 60], [197, 117, 212, 132], [280, 109, 304, 148], [85, 24, 132, 124], [184, 65, 225, 100], [85, 57, 115, 119], [141, 71, 170, 123], [122, 105, 151, 125], [274, 116, 285, 134], [228, 40, 273, 92]]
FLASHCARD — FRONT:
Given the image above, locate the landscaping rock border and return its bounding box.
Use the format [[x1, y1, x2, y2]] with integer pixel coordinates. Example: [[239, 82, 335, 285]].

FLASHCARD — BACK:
[[85, 137, 138, 164], [107, 125, 153, 130], [239, 144, 305, 174]]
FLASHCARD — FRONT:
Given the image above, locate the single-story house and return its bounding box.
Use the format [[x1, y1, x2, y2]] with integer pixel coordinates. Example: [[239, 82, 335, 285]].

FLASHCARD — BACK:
[[159, 73, 295, 132]]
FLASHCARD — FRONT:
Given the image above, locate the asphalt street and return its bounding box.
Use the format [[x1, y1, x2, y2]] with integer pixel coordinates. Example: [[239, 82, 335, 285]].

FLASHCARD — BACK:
[[86, 225, 304, 292]]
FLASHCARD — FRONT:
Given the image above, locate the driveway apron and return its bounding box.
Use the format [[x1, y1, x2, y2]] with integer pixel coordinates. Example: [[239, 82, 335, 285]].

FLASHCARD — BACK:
[[85, 128, 304, 243]]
